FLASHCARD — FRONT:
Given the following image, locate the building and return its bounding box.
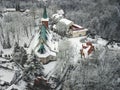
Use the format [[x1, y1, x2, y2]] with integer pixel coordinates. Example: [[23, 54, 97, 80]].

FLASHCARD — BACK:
[[31, 5, 58, 64], [52, 11, 88, 38], [80, 42, 95, 58], [69, 24, 88, 37], [56, 18, 74, 32], [51, 14, 63, 23]]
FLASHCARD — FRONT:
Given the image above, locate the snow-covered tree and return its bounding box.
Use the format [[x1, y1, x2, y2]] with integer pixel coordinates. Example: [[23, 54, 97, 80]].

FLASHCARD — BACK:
[[23, 55, 44, 82]]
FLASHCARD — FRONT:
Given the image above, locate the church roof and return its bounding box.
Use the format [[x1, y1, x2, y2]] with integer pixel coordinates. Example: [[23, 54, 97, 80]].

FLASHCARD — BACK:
[[39, 43, 45, 50], [39, 25, 48, 41]]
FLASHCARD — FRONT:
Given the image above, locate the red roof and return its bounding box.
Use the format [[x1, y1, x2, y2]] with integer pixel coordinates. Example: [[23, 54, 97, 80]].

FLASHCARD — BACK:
[[70, 24, 84, 31]]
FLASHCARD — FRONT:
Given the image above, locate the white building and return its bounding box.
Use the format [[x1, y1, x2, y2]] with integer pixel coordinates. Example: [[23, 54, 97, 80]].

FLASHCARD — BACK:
[[56, 18, 74, 34], [69, 24, 88, 37]]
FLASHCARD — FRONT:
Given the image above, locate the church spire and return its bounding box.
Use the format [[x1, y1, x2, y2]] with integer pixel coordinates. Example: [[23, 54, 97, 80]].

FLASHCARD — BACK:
[[43, 5, 47, 19], [41, 1, 49, 28]]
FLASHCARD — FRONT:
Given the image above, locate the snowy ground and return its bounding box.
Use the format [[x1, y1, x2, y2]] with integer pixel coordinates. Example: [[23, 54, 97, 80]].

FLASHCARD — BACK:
[[6, 84, 21, 90], [0, 68, 15, 84], [68, 36, 114, 63], [43, 61, 57, 75], [69, 36, 87, 63], [107, 43, 120, 50], [15, 80, 27, 90]]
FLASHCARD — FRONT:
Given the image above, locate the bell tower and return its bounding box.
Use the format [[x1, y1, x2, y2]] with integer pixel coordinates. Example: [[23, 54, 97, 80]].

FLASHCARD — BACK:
[[41, 5, 49, 28]]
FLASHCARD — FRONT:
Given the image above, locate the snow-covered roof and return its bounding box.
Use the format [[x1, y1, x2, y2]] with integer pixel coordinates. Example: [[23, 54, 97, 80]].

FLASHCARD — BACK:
[[52, 14, 63, 21], [41, 18, 49, 21], [59, 18, 73, 26], [35, 44, 56, 58], [0, 58, 9, 62], [0, 68, 16, 83], [28, 30, 58, 59], [0, 62, 19, 70], [57, 9, 64, 15], [47, 31, 59, 52], [72, 24, 88, 31], [73, 24, 83, 29], [25, 9, 30, 13], [5, 8, 16, 12], [6, 84, 21, 90]]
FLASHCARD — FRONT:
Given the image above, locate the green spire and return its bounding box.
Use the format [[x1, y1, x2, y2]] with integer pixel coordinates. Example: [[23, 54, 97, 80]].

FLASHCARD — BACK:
[[43, 6, 48, 19], [40, 25, 47, 34]]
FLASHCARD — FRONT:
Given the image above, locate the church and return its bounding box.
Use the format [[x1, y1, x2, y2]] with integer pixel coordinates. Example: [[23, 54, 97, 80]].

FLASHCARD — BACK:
[[30, 5, 58, 64]]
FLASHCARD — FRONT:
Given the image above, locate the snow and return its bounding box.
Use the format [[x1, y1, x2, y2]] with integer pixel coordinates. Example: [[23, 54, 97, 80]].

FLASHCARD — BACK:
[[25, 9, 30, 13], [0, 45, 14, 57], [43, 61, 57, 75], [47, 31, 59, 52], [19, 36, 31, 47], [27, 32, 39, 54], [73, 24, 83, 29], [69, 36, 105, 63], [0, 58, 9, 62], [53, 24, 57, 29], [69, 36, 87, 63], [107, 43, 120, 50], [6, 84, 21, 90], [16, 80, 27, 90], [87, 37, 97, 43], [0, 62, 19, 70], [0, 68, 15, 83], [35, 44, 56, 58], [52, 14, 63, 21], [41, 18, 49, 21], [27, 28, 58, 59], [5, 8, 16, 12], [97, 38, 108, 46], [57, 9, 64, 15], [59, 18, 73, 26]]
